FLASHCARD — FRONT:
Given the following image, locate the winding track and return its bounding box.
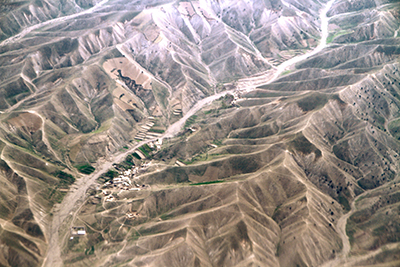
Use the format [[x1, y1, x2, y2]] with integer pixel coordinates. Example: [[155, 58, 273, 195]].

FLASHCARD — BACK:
[[27, 110, 64, 163], [321, 198, 357, 267], [268, 0, 335, 83], [43, 0, 336, 265], [0, 0, 110, 47]]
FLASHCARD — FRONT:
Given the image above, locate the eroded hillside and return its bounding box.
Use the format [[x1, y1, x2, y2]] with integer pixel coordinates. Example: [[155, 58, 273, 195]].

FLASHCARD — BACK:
[[0, 0, 399, 266]]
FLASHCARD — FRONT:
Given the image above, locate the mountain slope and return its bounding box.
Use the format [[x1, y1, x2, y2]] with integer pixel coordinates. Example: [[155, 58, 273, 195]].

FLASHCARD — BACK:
[[0, 0, 399, 266]]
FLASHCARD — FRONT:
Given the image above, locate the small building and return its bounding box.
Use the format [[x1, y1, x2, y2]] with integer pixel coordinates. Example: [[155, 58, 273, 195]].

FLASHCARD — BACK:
[[71, 226, 86, 236], [175, 160, 186, 167], [77, 229, 86, 235], [130, 188, 140, 191], [105, 195, 114, 202]]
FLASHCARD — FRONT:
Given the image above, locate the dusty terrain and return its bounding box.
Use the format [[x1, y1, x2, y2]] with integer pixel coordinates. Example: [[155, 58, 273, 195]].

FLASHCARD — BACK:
[[0, 0, 399, 266]]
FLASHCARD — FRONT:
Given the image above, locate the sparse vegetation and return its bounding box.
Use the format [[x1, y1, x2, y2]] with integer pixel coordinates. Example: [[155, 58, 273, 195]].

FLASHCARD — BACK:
[[346, 220, 357, 245], [48, 187, 67, 204], [1, 0, 400, 266], [54, 171, 75, 185], [120, 154, 135, 169], [103, 169, 118, 179], [338, 195, 351, 212], [212, 139, 223, 146], [184, 115, 197, 128], [148, 128, 165, 133], [138, 144, 153, 158], [296, 93, 328, 112], [289, 133, 321, 158], [204, 109, 215, 115]]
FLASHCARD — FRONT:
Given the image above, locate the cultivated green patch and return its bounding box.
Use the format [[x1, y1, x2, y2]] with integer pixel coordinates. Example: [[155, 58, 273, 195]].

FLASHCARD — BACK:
[[75, 164, 95, 174], [132, 152, 141, 159], [190, 180, 225, 186], [184, 115, 197, 128], [53, 171, 75, 185], [327, 30, 353, 43], [148, 128, 165, 133]]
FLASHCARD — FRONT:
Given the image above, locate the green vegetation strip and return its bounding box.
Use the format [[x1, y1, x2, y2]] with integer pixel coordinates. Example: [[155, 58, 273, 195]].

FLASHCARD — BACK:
[[122, 154, 135, 168], [54, 170, 75, 185], [148, 128, 165, 133], [103, 169, 118, 179], [184, 115, 197, 128], [75, 163, 95, 174], [190, 180, 225, 186], [327, 30, 352, 44], [213, 139, 222, 146], [138, 147, 150, 157], [142, 144, 153, 152], [132, 152, 141, 159]]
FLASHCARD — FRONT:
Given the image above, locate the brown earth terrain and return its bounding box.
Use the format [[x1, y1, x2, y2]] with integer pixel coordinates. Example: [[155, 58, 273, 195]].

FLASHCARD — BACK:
[[0, 0, 399, 266]]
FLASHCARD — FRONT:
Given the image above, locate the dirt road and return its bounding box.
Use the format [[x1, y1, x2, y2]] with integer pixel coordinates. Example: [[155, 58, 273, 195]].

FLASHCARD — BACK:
[[0, 0, 110, 47], [321, 197, 356, 267], [322, 183, 392, 267], [237, 0, 336, 88], [42, 138, 151, 267]]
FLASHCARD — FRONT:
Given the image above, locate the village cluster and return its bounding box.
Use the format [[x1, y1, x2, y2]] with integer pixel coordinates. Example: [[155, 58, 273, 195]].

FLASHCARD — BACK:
[[100, 165, 148, 202], [97, 138, 164, 203]]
